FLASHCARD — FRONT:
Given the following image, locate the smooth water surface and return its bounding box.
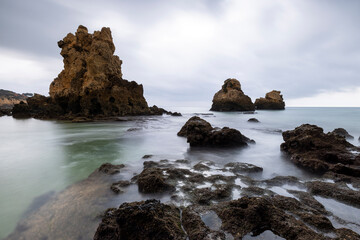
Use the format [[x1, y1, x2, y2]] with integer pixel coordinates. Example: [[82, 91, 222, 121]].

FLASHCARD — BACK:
[[0, 107, 359, 238]]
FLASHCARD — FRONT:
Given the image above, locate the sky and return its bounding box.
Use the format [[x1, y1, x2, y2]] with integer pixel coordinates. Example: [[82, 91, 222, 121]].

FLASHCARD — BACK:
[[0, 0, 359, 107]]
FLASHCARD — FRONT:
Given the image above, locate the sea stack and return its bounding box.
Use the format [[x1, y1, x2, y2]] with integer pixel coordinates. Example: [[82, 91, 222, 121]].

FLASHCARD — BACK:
[[254, 90, 285, 110], [11, 25, 167, 119], [210, 79, 255, 111], [49, 25, 149, 116]]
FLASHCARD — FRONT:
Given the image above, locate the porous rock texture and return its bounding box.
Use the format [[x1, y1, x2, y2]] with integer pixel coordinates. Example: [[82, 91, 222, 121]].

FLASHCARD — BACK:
[[281, 124, 360, 177], [94, 199, 186, 240], [12, 25, 170, 119], [50, 25, 149, 116], [178, 116, 254, 147], [210, 79, 255, 111], [255, 90, 285, 110]]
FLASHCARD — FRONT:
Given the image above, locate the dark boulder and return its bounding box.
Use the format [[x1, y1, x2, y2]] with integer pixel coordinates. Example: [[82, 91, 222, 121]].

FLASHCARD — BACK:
[[178, 116, 254, 147], [331, 128, 354, 139], [94, 200, 185, 240], [281, 124, 360, 177], [210, 78, 255, 111], [12, 101, 31, 118], [247, 118, 259, 123], [137, 168, 175, 193], [254, 90, 285, 110]]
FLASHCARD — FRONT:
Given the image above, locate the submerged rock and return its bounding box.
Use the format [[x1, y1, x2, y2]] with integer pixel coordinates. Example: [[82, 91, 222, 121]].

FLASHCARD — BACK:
[[254, 90, 285, 110], [178, 116, 254, 147], [94, 200, 186, 240], [210, 78, 255, 111], [0, 108, 11, 117], [331, 128, 354, 140], [281, 124, 360, 177], [247, 118, 259, 123]]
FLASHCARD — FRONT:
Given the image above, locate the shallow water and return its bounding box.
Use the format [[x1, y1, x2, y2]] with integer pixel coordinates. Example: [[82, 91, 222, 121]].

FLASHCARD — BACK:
[[0, 107, 359, 238]]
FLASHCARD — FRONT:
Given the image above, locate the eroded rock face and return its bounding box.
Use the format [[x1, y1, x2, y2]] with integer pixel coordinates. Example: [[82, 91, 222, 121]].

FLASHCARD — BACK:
[[255, 90, 285, 110], [49, 25, 150, 117], [281, 124, 360, 176], [331, 128, 354, 140], [178, 116, 254, 147], [94, 200, 185, 240], [0, 89, 27, 109], [210, 79, 255, 111]]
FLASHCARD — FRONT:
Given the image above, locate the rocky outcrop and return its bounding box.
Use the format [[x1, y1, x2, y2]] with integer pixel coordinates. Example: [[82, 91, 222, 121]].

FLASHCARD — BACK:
[[210, 79, 255, 111], [137, 168, 175, 193], [281, 124, 360, 177], [0, 108, 12, 117], [255, 90, 285, 110], [0, 89, 27, 109], [331, 128, 354, 140], [94, 200, 185, 240], [178, 116, 254, 147], [12, 26, 174, 120], [49, 25, 150, 117]]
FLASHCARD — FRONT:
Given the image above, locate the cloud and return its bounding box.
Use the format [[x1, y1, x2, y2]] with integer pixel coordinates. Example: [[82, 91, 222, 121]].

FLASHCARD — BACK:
[[0, 0, 359, 106], [0, 48, 61, 95], [287, 87, 360, 107]]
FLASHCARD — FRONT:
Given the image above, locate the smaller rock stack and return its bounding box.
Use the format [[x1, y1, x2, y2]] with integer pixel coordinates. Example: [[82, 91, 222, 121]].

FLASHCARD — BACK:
[[210, 79, 255, 111], [255, 90, 285, 110]]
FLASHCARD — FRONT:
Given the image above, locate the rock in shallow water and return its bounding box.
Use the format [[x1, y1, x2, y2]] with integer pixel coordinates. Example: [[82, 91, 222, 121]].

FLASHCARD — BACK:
[[254, 90, 285, 110], [178, 116, 254, 147], [94, 199, 185, 240], [281, 124, 360, 177], [331, 128, 354, 140], [210, 78, 255, 111]]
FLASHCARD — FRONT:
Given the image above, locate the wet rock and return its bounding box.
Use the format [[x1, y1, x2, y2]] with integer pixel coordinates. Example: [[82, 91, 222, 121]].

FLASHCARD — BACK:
[[247, 118, 259, 123], [192, 184, 232, 205], [182, 208, 212, 239], [98, 163, 125, 175], [210, 78, 255, 111], [71, 117, 93, 123], [264, 176, 300, 186], [307, 181, 360, 207], [178, 116, 254, 147], [94, 200, 185, 240], [224, 162, 263, 174], [137, 168, 175, 193], [216, 196, 327, 240], [0, 108, 12, 117], [127, 127, 142, 132], [171, 112, 182, 116], [110, 180, 130, 194], [254, 90, 285, 110], [331, 128, 354, 139], [142, 154, 153, 159], [193, 163, 211, 171], [12, 101, 31, 118], [281, 124, 360, 177], [177, 116, 212, 137]]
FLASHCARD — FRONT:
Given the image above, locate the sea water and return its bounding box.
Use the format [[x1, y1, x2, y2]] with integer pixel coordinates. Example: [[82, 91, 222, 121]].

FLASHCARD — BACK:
[[0, 107, 359, 238]]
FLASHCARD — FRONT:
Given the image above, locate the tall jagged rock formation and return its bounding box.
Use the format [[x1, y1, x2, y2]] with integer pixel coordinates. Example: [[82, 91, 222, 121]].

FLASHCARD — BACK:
[[49, 25, 150, 116], [255, 90, 285, 110], [210, 79, 255, 111]]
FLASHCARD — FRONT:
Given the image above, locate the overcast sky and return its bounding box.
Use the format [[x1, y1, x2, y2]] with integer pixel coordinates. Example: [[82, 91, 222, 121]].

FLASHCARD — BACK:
[[0, 0, 359, 107]]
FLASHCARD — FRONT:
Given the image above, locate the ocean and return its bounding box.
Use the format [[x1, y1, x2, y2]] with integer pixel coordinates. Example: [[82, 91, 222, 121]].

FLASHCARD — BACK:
[[0, 107, 359, 239]]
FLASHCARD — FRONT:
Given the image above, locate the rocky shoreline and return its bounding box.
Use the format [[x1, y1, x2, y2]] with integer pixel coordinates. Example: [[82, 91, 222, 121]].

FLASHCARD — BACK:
[[5, 118, 360, 240], [2, 25, 360, 240]]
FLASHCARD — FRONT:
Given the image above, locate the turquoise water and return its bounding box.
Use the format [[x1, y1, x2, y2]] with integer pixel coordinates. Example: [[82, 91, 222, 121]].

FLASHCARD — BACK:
[[0, 107, 359, 238]]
